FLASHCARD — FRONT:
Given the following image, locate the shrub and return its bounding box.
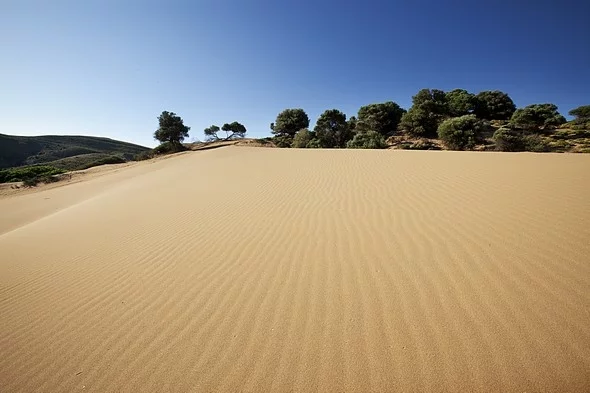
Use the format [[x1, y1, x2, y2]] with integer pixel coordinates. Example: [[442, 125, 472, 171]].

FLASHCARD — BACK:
[[493, 127, 524, 151], [291, 129, 315, 148], [0, 165, 66, 184], [153, 142, 185, 155], [22, 177, 39, 187], [399, 139, 440, 150], [437, 115, 486, 150], [306, 139, 322, 148], [134, 151, 155, 161], [273, 135, 293, 148], [346, 131, 387, 149], [523, 135, 550, 152]]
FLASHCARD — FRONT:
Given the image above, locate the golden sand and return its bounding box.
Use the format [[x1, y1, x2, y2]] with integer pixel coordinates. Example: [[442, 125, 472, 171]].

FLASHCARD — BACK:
[[1, 147, 589, 392]]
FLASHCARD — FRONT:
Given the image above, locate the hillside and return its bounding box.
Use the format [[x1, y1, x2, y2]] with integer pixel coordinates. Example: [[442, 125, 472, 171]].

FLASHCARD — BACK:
[[0, 134, 149, 170]]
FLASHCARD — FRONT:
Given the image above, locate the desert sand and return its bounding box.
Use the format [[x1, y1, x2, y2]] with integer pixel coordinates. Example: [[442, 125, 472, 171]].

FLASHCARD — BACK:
[[1, 147, 589, 392]]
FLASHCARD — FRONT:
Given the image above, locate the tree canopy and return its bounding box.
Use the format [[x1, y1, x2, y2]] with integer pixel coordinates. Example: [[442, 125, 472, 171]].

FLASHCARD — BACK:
[[204, 125, 221, 141], [569, 105, 590, 123], [314, 109, 350, 148], [510, 104, 565, 131], [437, 115, 486, 150], [399, 89, 448, 137], [473, 90, 516, 120], [356, 101, 405, 136], [446, 89, 475, 117], [292, 129, 315, 148], [346, 131, 387, 149], [154, 111, 190, 146], [271, 109, 310, 138], [222, 122, 247, 139]]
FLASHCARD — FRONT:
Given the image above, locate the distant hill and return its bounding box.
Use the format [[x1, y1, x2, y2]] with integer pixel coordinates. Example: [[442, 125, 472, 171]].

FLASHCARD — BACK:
[[0, 134, 149, 170]]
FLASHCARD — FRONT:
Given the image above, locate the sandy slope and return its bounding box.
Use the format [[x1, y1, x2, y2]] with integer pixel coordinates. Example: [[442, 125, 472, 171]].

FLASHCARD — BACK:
[[1, 147, 589, 392]]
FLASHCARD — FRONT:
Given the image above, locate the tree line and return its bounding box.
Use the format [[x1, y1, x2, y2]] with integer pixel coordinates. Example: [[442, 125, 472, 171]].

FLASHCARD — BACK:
[[152, 90, 589, 152], [270, 90, 589, 151]]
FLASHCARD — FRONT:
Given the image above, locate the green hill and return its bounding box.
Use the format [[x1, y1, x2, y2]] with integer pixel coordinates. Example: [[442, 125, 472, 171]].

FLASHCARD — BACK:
[[0, 134, 149, 170]]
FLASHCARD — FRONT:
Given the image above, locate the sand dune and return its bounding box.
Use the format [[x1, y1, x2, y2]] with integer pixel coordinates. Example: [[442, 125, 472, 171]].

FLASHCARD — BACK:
[[1, 147, 589, 392]]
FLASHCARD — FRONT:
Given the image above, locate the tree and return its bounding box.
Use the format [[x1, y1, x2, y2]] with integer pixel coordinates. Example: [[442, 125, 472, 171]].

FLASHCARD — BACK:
[[509, 104, 565, 132], [412, 89, 448, 115], [399, 89, 448, 137], [314, 109, 351, 148], [473, 90, 516, 120], [292, 128, 315, 148], [437, 115, 487, 150], [154, 111, 190, 147], [399, 106, 440, 137], [446, 89, 475, 117], [271, 109, 310, 139], [346, 131, 387, 149], [356, 101, 406, 136], [569, 105, 590, 123], [221, 122, 247, 139], [204, 125, 220, 141]]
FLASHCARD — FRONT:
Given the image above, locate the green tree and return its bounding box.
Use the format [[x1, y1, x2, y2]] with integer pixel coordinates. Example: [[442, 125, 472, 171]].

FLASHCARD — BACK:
[[221, 121, 247, 139], [204, 125, 220, 141], [271, 109, 310, 140], [473, 90, 516, 120], [346, 131, 387, 149], [292, 128, 315, 148], [399, 106, 440, 137], [399, 89, 448, 137], [356, 101, 405, 136], [446, 89, 475, 117], [314, 109, 351, 148], [569, 105, 590, 123], [509, 104, 565, 132], [154, 111, 190, 147], [437, 115, 487, 150]]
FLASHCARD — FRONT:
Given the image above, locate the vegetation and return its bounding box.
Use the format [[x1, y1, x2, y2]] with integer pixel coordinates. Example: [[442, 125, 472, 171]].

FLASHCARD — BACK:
[[356, 102, 405, 136], [314, 109, 350, 148], [473, 90, 516, 120], [509, 104, 566, 132], [204, 122, 247, 141], [292, 129, 315, 148], [437, 115, 487, 150], [569, 105, 590, 123], [0, 165, 66, 184], [0, 133, 148, 170], [154, 111, 190, 148], [271, 109, 310, 144], [346, 131, 387, 149]]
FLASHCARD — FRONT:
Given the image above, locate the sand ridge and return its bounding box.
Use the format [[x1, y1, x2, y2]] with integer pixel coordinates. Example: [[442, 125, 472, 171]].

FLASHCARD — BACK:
[[1, 147, 589, 392]]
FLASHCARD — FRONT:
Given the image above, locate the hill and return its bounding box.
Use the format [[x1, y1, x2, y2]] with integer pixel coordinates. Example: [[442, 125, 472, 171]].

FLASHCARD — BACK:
[[0, 134, 149, 170]]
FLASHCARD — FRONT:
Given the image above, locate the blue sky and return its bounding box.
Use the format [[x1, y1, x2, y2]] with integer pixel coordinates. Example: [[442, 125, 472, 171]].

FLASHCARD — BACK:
[[1, 0, 589, 147]]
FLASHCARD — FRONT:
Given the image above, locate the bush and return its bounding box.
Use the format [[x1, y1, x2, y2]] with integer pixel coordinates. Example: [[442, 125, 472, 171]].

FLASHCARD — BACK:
[[523, 135, 550, 152], [134, 151, 155, 161], [22, 177, 39, 187], [306, 138, 322, 148], [509, 103, 566, 132], [0, 165, 66, 183], [493, 127, 524, 151], [273, 135, 293, 148], [78, 155, 126, 169], [437, 115, 486, 150], [399, 139, 440, 150], [291, 129, 315, 148], [346, 131, 387, 149], [153, 142, 185, 155]]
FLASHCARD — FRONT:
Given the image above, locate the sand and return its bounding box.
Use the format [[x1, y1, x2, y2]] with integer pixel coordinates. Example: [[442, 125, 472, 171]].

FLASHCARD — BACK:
[[1, 147, 589, 392]]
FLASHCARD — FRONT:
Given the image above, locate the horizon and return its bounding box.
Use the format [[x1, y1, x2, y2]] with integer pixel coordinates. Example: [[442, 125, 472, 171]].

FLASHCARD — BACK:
[[2, 0, 589, 147]]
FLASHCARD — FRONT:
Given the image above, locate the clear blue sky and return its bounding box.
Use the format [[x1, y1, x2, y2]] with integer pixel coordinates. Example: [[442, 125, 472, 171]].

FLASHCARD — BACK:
[[1, 0, 589, 147]]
